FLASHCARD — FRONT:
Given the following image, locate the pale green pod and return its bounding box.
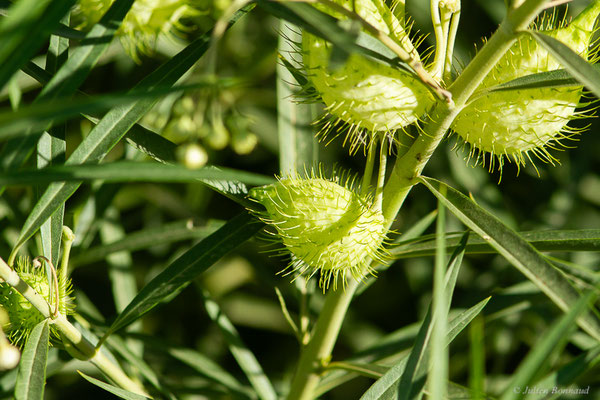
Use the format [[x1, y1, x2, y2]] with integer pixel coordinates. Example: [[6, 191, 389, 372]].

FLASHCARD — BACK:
[[0, 258, 74, 347], [249, 175, 387, 288], [452, 2, 600, 171], [302, 0, 434, 149]]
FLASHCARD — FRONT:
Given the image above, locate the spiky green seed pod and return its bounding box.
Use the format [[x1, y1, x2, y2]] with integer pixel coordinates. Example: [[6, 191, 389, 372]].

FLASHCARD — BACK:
[[452, 2, 600, 171], [302, 0, 434, 150], [0, 257, 74, 347], [76, 0, 201, 60], [249, 174, 387, 289]]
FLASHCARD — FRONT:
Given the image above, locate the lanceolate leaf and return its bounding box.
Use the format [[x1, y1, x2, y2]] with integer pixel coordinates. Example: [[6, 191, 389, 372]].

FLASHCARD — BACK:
[[0, 0, 75, 90], [9, 6, 253, 263], [0, 0, 135, 188], [528, 30, 600, 99], [202, 290, 278, 400], [15, 320, 49, 400], [0, 162, 273, 186], [103, 213, 263, 336], [420, 177, 600, 341], [18, 61, 254, 204], [256, 0, 410, 72], [78, 372, 150, 400], [391, 229, 600, 258], [499, 288, 598, 400]]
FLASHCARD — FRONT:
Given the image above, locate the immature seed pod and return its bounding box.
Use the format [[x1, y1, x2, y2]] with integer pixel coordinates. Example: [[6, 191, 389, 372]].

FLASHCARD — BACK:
[[249, 174, 387, 289], [0, 257, 74, 347], [302, 0, 435, 151], [451, 2, 600, 171], [77, 0, 200, 60]]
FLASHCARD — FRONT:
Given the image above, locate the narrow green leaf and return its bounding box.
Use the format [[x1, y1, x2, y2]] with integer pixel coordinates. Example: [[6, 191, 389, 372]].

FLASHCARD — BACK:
[[420, 176, 600, 341], [202, 289, 278, 400], [277, 22, 318, 176], [500, 288, 598, 400], [15, 320, 49, 400], [316, 299, 490, 398], [527, 345, 600, 400], [0, 0, 75, 89], [469, 317, 486, 400], [19, 61, 254, 205], [392, 229, 600, 259], [0, 0, 134, 186], [78, 371, 150, 400], [528, 30, 600, 99], [169, 345, 253, 398], [257, 0, 410, 71], [103, 213, 263, 336], [105, 336, 173, 398], [361, 234, 469, 400], [470, 66, 600, 101], [9, 6, 253, 263], [326, 361, 389, 379], [71, 219, 224, 267], [38, 12, 69, 267], [0, 161, 274, 186], [0, 83, 221, 142], [359, 296, 490, 400]]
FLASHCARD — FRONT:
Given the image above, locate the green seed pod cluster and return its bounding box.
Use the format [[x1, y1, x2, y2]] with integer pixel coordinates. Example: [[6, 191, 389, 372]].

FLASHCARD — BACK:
[[302, 0, 435, 152], [249, 173, 388, 289], [452, 2, 600, 172], [0, 257, 74, 347], [76, 0, 201, 60]]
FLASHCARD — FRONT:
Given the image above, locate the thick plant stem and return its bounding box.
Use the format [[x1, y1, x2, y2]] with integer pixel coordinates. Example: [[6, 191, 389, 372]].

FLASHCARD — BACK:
[[0, 257, 147, 396], [286, 279, 359, 400], [382, 0, 552, 226], [286, 1, 551, 398]]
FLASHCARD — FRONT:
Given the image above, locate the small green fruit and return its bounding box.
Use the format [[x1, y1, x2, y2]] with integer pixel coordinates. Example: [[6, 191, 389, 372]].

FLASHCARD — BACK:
[[249, 174, 387, 288], [452, 3, 600, 171]]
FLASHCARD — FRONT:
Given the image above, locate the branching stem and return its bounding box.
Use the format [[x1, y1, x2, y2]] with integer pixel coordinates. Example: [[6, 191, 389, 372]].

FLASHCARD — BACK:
[[0, 257, 148, 396], [285, 1, 552, 399]]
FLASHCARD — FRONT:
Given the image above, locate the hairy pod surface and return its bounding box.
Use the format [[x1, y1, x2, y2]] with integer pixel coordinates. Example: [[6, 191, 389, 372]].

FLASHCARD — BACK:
[[249, 175, 387, 288], [301, 0, 434, 148], [0, 258, 74, 347], [452, 2, 600, 171]]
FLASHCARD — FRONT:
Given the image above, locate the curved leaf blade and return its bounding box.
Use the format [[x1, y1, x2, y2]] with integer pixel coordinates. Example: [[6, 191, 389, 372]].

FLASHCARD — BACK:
[[528, 30, 600, 99], [202, 290, 278, 400], [420, 176, 600, 341], [103, 213, 263, 336], [78, 372, 150, 400], [9, 6, 253, 262], [0, 161, 273, 186], [15, 320, 49, 400]]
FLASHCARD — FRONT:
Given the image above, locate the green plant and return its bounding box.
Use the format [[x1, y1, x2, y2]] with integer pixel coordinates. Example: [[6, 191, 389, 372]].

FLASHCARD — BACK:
[[1, 0, 600, 399]]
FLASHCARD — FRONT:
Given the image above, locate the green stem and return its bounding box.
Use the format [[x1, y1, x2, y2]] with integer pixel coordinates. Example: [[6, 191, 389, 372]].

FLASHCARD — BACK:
[[286, 1, 552, 398], [0, 257, 147, 396], [285, 279, 359, 400], [382, 0, 551, 226], [360, 139, 377, 196]]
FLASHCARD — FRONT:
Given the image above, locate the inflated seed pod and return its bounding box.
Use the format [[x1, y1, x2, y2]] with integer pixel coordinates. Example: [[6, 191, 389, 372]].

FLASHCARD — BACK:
[[302, 0, 435, 150], [0, 257, 74, 347], [249, 174, 387, 289], [451, 2, 600, 171], [77, 0, 200, 59]]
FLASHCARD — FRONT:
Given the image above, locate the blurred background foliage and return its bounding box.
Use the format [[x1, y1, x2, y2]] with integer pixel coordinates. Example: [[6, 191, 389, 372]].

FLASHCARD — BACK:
[[0, 0, 599, 398]]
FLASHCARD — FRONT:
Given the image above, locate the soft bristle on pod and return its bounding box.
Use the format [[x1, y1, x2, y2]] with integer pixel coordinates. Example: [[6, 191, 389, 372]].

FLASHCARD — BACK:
[[248, 172, 388, 290]]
